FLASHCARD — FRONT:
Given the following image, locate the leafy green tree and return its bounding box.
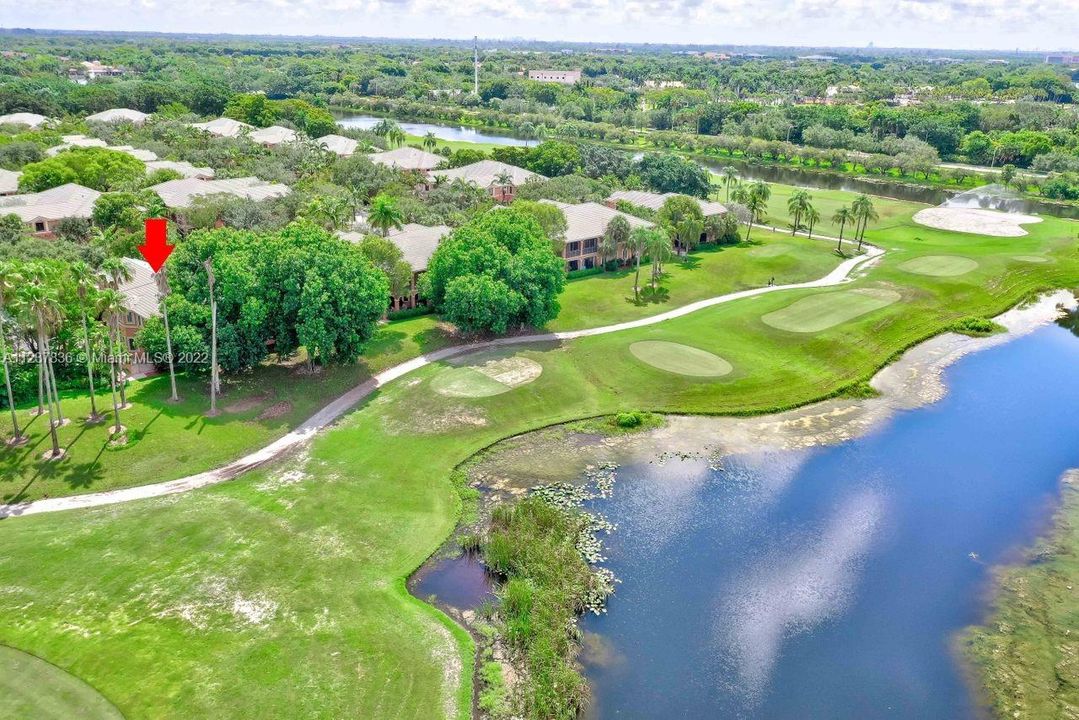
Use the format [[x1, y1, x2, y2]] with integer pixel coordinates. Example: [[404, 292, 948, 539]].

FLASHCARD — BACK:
[[19, 148, 145, 192], [422, 208, 565, 333], [512, 200, 567, 255], [523, 141, 582, 177], [656, 195, 704, 258], [637, 154, 711, 197], [301, 195, 353, 231], [0, 215, 24, 245], [223, 92, 277, 127]]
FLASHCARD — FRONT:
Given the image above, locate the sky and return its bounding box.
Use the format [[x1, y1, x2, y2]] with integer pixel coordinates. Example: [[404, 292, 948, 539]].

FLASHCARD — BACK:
[[1, 0, 1077, 52]]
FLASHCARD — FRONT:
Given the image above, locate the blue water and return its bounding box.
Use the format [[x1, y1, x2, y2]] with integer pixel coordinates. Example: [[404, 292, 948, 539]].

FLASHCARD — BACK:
[[581, 324, 1079, 719], [333, 114, 537, 147]]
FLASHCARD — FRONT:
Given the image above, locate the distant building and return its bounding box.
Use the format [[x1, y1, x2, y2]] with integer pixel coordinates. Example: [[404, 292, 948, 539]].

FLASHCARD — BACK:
[[246, 125, 299, 147], [189, 117, 254, 138], [426, 160, 543, 203], [317, 134, 359, 157], [45, 134, 109, 157], [0, 112, 53, 129], [1044, 53, 1079, 65], [368, 147, 444, 172], [339, 223, 450, 308], [0, 183, 101, 236], [0, 169, 21, 196], [150, 177, 290, 208], [643, 80, 685, 89], [542, 200, 652, 271], [527, 69, 582, 85], [86, 108, 149, 125], [70, 60, 128, 83], [144, 160, 215, 180]]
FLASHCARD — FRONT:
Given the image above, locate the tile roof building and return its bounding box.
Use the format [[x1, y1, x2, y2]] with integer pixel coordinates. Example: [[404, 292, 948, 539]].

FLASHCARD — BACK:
[[45, 135, 109, 156], [427, 160, 543, 203], [189, 117, 254, 138], [339, 223, 450, 308], [113, 145, 159, 162], [541, 200, 653, 271], [86, 108, 150, 125], [0, 169, 21, 196], [145, 160, 215, 180], [0, 113, 53, 129], [150, 177, 291, 208], [369, 147, 444, 172], [606, 190, 728, 217], [0, 183, 102, 236], [247, 125, 299, 147], [317, 134, 359, 157]]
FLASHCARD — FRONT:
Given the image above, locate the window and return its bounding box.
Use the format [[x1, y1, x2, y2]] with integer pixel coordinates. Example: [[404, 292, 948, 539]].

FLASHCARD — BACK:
[[568, 259, 579, 271], [583, 238, 598, 254], [34, 221, 45, 232], [127, 312, 135, 323], [566, 241, 581, 257]]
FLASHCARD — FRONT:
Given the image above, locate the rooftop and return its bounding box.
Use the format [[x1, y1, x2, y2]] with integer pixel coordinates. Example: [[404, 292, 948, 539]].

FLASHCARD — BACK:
[[542, 200, 652, 243], [0, 169, 21, 195], [0, 112, 53, 128], [0, 183, 102, 222], [607, 190, 727, 217], [86, 108, 150, 125], [150, 177, 290, 208], [317, 134, 359, 156], [429, 160, 543, 188], [189, 117, 254, 138], [118, 257, 160, 321], [247, 125, 299, 146], [113, 145, 159, 162], [340, 223, 450, 272], [145, 160, 215, 179], [369, 147, 444, 171]]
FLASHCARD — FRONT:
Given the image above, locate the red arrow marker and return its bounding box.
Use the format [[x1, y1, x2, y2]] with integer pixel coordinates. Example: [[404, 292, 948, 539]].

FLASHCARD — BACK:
[[138, 218, 175, 272]]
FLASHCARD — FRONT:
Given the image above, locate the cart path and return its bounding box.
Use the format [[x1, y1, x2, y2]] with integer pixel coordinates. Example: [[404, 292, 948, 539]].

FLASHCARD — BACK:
[[0, 244, 883, 519]]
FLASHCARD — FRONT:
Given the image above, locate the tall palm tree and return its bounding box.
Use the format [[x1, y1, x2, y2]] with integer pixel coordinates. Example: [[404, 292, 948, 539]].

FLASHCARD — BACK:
[[721, 166, 738, 202], [750, 180, 771, 205], [101, 257, 133, 407], [0, 261, 25, 445], [69, 261, 104, 422], [627, 227, 649, 302], [20, 281, 64, 458], [155, 267, 180, 402], [787, 189, 812, 235], [23, 262, 64, 426], [422, 131, 438, 152], [851, 194, 879, 251], [743, 188, 769, 243], [601, 215, 630, 270], [831, 206, 854, 254], [804, 205, 821, 239], [368, 194, 405, 237], [98, 289, 127, 436], [644, 228, 672, 290]]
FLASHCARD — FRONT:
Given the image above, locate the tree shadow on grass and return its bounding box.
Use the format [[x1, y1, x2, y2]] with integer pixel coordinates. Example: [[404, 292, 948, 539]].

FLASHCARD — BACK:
[[626, 285, 672, 307]]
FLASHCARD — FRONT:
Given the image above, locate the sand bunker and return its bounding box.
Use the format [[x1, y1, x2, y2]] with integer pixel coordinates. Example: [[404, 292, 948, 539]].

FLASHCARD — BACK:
[[912, 207, 1041, 237], [629, 341, 733, 377], [431, 352, 543, 397], [899, 255, 979, 277], [762, 288, 901, 333]]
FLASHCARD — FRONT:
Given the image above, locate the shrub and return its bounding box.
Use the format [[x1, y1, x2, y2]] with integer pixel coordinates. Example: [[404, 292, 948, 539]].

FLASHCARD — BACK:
[[949, 316, 1003, 337], [615, 411, 644, 428]]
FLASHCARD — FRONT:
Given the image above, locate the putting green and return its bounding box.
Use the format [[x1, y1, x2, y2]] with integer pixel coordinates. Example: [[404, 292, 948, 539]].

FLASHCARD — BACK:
[[898, 255, 978, 277], [762, 288, 902, 333], [1012, 255, 1049, 264], [0, 646, 123, 720], [629, 341, 733, 377], [431, 352, 543, 397], [748, 244, 790, 258]]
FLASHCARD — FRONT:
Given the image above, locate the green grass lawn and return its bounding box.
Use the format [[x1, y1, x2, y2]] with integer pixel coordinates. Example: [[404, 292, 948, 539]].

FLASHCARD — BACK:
[[404, 132, 508, 155], [551, 229, 840, 331], [0, 646, 123, 720], [0, 202, 1076, 718]]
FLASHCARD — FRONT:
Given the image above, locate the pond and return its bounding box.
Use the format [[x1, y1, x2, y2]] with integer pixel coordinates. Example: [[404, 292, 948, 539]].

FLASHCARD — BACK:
[[414, 316, 1079, 719], [332, 112, 538, 147], [581, 322, 1079, 719]]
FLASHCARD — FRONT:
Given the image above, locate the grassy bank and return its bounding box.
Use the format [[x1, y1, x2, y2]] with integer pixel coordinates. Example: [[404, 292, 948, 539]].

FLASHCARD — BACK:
[[963, 473, 1079, 719], [0, 193, 1076, 718]]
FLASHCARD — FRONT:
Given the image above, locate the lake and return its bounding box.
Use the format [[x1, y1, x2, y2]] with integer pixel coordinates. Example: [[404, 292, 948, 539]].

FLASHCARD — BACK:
[[413, 319, 1079, 719], [581, 322, 1079, 719], [332, 112, 537, 147]]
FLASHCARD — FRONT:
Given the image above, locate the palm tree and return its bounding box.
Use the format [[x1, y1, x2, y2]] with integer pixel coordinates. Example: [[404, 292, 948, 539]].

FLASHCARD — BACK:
[[743, 188, 769, 243], [368, 194, 405, 237], [851, 194, 879, 251], [156, 267, 180, 402], [831, 206, 854, 254], [98, 289, 127, 436], [804, 205, 821, 239], [422, 131, 438, 152], [644, 228, 672, 290], [787, 189, 812, 235], [20, 281, 64, 458], [750, 180, 771, 205], [69, 261, 104, 422], [721, 166, 738, 202], [101, 257, 133, 407], [729, 182, 749, 206], [627, 227, 649, 302], [0, 261, 25, 445], [23, 262, 64, 426], [601, 215, 630, 270]]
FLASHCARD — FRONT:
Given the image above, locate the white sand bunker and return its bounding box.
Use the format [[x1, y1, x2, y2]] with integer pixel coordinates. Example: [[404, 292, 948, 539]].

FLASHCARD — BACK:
[[431, 352, 543, 397], [912, 207, 1041, 237]]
